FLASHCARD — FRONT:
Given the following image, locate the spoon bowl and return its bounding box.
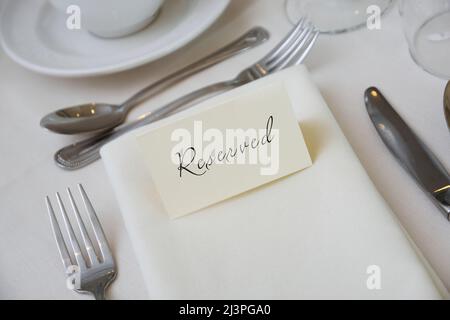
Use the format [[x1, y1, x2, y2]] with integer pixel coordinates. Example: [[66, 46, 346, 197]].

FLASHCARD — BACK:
[[38, 27, 270, 135], [41, 103, 126, 134]]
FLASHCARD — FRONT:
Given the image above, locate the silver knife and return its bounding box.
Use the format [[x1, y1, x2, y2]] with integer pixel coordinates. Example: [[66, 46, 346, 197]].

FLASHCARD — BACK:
[[364, 87, 450, 220]]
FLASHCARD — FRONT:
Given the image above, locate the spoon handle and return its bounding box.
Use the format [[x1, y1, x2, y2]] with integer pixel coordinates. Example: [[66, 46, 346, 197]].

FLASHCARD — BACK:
[[55, 80, 241, 170], [119, 27, 269, 112]]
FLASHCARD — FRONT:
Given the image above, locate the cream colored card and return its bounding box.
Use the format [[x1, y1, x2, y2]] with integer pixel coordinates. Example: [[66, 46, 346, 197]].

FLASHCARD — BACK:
[[137, 82, 312, 218]]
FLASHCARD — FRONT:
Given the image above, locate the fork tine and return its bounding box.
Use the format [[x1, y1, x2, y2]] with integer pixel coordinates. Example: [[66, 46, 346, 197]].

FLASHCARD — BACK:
[[262, 17, 306, 64], [290, 30, 320, 67], [267, 24, 312, 70], [67, 187, 98, 266], [56, 192, 87, 270], [78, 184, 113, 262], [272, 27, 319, 72], [45, 196, 73, 274]]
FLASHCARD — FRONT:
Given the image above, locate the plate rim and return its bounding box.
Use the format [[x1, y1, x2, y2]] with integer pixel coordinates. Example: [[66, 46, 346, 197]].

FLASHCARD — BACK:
[[0, 0, 230, 77]]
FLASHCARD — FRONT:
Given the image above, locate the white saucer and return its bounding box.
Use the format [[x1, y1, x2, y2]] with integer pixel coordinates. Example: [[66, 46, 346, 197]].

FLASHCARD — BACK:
[[0, 0, 230, 77]]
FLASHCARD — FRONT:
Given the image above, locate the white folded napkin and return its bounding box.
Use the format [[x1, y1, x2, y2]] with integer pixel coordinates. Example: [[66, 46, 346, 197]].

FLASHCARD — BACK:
[[101, 66, 444, 299]]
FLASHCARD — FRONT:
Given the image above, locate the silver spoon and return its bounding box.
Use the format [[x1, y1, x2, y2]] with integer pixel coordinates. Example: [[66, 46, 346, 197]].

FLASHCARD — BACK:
[[40, 27, 269, 135], [444, 81, 450, 130]]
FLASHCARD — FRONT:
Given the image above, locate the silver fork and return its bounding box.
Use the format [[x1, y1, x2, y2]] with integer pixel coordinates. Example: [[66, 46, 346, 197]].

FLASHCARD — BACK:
[[45, 184, 116, 300], [55, 18, 319, 170]]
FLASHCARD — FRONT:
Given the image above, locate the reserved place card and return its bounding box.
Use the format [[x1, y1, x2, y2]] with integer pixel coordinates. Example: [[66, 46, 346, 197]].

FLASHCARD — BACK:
[[137, 82, 312, 218]]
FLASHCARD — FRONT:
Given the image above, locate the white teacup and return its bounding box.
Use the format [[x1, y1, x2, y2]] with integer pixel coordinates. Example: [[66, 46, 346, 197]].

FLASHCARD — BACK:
[[49, 0, 165, 38]]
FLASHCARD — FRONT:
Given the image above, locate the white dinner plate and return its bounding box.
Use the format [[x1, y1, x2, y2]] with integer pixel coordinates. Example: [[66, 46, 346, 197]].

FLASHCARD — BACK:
[[0, 0, 230, 77]]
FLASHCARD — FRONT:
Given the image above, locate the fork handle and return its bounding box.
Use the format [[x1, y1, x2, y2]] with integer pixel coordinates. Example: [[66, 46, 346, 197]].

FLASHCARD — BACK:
[[120, 27, 269, 112], [55, 79, 242, 170]]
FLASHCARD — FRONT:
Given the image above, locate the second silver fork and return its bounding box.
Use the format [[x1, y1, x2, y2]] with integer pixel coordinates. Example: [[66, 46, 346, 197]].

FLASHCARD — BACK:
[[46, 184, 116, 300]]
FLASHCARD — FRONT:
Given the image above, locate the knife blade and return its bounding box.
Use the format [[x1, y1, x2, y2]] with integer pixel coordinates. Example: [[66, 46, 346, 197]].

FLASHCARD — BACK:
[[364, 87, 450, 220]]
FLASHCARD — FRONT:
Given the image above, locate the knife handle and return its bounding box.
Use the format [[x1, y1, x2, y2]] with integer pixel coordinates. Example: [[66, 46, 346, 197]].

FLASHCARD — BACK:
[[365, 87, 450, 220]]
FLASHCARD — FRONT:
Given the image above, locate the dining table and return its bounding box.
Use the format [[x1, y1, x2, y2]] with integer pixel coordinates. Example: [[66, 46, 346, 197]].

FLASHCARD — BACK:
[[1, 0, 449, 299]]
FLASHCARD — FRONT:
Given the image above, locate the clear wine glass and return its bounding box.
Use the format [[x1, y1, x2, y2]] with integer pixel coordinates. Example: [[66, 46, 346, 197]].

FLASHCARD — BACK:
[[399, 0, 450, 79], [285, 0, 393, 34]]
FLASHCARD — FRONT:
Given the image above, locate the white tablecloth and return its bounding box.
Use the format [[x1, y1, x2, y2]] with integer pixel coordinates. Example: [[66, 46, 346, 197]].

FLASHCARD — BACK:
[[1, 0, 449, 299]]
